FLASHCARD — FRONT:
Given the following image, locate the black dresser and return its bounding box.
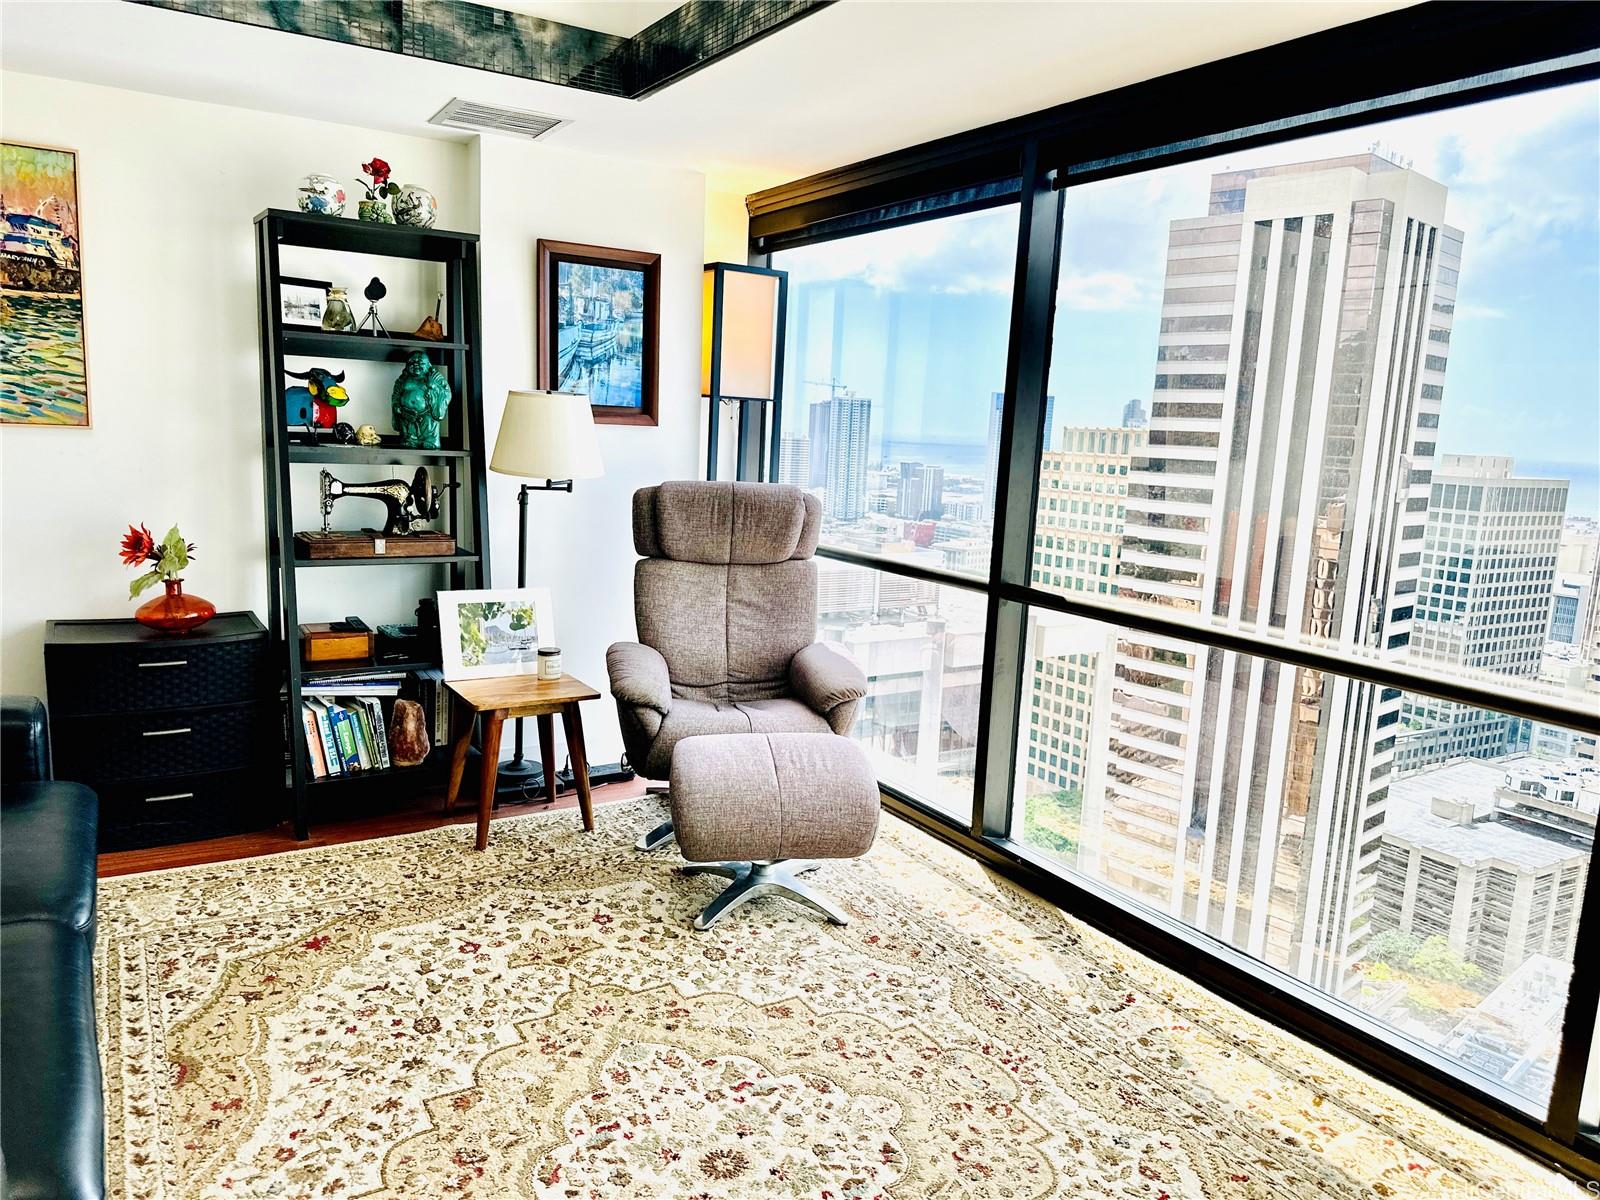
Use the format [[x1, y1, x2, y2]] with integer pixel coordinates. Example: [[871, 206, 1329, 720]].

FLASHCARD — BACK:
[[44, 612, 275, 850]]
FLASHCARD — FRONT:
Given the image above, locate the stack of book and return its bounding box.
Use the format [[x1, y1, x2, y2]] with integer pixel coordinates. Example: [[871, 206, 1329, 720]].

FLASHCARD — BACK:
[[299, 673, 403, 779]]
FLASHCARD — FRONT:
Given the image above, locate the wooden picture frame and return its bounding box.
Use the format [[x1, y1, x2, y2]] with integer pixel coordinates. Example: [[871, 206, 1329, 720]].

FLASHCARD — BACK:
[[1, 140, 90, 428], [536, 238, 659, 427]]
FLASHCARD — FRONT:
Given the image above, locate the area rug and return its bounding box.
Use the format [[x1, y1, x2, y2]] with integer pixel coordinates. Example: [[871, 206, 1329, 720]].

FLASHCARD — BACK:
[[98, 797, 1566, 1199]]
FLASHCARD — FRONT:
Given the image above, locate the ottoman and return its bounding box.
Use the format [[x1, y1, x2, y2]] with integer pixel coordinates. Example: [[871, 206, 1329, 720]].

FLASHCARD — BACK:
[[669, 732, 879, 930]]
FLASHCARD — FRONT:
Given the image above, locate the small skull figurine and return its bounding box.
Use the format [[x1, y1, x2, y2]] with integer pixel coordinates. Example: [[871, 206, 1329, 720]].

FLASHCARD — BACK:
[[355, 423, 382, 446]]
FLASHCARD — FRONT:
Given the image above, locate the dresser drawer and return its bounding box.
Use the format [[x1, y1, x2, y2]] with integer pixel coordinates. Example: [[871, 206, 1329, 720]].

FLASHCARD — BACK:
[[55, 702, 270, 785], [46, 636, 269, 716], [98, 768, 273, 851]]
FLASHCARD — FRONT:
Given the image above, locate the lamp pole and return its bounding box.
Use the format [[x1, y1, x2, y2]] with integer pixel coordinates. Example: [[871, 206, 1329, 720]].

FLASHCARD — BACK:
[[497, 477, 573, 795]]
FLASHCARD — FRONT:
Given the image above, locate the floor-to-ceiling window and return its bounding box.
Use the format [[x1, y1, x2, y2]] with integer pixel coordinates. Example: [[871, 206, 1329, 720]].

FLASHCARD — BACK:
[[749, 9, 1600, 1172]]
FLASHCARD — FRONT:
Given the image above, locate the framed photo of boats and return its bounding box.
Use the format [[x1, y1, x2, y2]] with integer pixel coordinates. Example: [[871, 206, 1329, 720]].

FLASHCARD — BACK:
[[536, 239, 659, 427], [1, 141, 89, 428]]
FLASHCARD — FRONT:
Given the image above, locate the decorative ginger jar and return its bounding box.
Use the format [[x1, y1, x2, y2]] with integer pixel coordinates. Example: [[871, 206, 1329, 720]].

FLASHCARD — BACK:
[[297, 173, 346, 217], [392, 184, 438, 228]]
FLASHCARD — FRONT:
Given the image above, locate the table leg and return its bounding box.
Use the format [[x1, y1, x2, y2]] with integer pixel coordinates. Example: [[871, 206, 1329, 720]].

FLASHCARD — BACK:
[[445, 701, 474, 813], [560, 702, 595, 833], [475, 709, 506, 851], [536, 713, 558, 804]]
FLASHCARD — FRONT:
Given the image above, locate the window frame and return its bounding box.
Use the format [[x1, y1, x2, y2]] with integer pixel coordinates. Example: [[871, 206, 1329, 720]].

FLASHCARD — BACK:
[[747, 2, 1600, 1176]]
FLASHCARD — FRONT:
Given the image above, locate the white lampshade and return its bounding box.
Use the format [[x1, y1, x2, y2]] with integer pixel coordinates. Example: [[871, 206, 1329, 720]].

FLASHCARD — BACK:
[[491, 389, 604, 480]]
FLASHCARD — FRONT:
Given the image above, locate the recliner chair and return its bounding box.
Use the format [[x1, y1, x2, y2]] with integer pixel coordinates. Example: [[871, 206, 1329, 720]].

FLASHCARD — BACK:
[[607, 481, 868, 849]]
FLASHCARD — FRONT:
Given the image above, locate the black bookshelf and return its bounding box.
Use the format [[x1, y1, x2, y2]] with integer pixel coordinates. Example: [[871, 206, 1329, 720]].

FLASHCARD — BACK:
[[254, 208, 489, 840]]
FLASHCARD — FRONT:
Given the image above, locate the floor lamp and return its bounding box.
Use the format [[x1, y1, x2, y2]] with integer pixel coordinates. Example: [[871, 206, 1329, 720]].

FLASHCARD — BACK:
[[489, 388, 603, 794]]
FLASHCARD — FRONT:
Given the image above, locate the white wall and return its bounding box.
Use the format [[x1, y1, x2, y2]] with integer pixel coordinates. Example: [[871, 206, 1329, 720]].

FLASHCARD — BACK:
[[1, 71, 710, 771], [474, 137, 704, 767]]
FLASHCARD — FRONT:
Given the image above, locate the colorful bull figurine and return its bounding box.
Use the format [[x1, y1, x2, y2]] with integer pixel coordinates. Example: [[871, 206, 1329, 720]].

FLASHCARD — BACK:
[[284, 366, 349, 435]]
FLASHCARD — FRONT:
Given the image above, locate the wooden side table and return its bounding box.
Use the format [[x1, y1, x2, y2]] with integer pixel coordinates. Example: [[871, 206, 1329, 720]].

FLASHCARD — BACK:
[[444, 673, 603, 850]]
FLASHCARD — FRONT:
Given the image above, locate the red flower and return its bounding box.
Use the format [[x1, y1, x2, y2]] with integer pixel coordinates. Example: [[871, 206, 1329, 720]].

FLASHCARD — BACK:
[[119, 523, 156, 565], [362, 158, 391, 187]]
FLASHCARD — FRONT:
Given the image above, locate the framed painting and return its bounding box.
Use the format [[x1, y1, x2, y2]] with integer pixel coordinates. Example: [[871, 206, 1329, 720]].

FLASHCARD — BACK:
[[1, 141, 89, 427], [437, 587, 555, 681], [537, 239, 659, 426]]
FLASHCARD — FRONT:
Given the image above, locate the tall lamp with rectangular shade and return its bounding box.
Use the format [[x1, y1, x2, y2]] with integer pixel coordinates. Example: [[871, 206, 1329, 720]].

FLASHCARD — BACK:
[[703, 262, 787, 481], [489, 388, 603, 792]]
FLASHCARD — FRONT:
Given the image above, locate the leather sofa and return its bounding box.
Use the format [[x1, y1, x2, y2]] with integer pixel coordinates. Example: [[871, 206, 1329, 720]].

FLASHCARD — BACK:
[[1, 695, 105, 1200]]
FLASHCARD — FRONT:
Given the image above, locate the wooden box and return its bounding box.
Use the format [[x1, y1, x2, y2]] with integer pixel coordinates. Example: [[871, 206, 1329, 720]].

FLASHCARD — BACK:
[[300, 622, 376, 664], [294, 531, 456, 559]]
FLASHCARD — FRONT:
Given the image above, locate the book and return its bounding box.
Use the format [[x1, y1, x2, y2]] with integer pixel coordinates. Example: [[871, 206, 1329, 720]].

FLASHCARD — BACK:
[[306, 698, 343, 776], [342, 703, 374, 771], [303, 679, 403, 697], [300, 703, 328, 779], [359, 697, 392, 769], [327, 705, 361, 773]]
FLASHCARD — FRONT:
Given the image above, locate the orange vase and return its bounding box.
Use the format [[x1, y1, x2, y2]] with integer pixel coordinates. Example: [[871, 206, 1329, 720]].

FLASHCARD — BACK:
[[135, 578, 216, 634]]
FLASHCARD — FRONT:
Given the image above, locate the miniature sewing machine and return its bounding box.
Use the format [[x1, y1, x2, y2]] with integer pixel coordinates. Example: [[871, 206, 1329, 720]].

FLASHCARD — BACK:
[[318, 467, 457, 537]]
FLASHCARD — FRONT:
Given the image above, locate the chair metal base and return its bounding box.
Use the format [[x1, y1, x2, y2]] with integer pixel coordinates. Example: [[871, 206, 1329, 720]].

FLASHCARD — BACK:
[[682, 860, 847, 930], [636, 819, 676, 851]]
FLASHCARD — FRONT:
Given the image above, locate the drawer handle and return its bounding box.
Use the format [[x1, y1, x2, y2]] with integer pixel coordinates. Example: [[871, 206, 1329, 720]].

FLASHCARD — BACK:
[[142, 727, 192, 737], [144, 792, 195, 803], [139, 659, 189, 669]]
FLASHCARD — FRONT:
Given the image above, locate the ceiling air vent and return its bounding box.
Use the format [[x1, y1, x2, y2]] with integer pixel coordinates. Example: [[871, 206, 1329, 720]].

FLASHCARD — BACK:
[[428, 98, 568, 141]]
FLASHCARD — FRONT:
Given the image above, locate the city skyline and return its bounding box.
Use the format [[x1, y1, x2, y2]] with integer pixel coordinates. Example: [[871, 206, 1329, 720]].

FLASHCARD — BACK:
[[777, 80, 1599, 519]]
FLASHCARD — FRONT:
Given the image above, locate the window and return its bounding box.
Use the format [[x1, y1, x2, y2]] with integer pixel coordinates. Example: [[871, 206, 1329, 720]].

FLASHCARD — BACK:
[[1027, 78, 1598, 1117], [814, 559, 986, 819], [772, 206, 1019, 580], [750, 10, 1600, 1166]]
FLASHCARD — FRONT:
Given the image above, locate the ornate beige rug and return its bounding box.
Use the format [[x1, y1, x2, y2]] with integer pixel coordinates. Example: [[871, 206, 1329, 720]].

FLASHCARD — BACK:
[[98, 797, 1563, 1198]]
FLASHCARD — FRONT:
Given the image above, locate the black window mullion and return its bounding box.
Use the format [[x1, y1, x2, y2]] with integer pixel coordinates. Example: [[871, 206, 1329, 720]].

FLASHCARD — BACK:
[[974, 138, 1063, 840]]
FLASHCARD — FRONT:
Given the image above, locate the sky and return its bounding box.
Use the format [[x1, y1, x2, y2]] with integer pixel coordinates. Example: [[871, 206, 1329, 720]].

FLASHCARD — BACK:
[[776, 79, 1600, 517]]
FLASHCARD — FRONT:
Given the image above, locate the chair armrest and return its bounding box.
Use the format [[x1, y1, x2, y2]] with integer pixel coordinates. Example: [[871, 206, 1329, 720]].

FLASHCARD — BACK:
[[788, 643, 866, 717], [2, 695, 52, 788], [606, 642, 673, 716]]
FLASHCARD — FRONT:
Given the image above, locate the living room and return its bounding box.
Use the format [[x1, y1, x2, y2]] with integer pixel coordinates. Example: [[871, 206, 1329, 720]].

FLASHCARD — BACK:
[[2, 1, 1598, 1196]]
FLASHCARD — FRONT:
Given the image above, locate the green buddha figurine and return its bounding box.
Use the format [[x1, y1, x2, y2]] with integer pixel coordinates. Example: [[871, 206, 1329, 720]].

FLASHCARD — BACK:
[[391, 351, 451, 449]]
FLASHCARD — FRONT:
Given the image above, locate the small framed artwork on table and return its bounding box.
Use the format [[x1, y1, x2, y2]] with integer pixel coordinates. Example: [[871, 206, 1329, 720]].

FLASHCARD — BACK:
[[279, 276, 330, 332], [536, 239, 659, 427], [437, 587, 555, 681]]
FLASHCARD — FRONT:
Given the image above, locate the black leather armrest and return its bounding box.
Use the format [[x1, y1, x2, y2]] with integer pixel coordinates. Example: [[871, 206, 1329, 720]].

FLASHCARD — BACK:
[[1, 695, 52, 788]]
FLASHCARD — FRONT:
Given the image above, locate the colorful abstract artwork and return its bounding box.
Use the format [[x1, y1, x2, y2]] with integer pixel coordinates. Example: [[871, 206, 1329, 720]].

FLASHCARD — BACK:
[[1, 142, 88, 427]]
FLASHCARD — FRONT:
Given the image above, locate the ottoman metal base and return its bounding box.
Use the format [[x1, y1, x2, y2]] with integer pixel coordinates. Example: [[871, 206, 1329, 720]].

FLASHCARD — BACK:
[[683, 860, 848, 930]]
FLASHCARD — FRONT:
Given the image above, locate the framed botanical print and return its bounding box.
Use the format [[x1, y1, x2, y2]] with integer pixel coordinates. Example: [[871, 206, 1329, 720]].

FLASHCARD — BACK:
[[1, 141, 89, 427], [437, 587, 555, 681], [536, 239, 659, 426]]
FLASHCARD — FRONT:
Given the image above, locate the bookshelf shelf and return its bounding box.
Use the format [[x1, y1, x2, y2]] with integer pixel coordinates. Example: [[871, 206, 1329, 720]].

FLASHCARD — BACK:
[[257, 209, 488, 840]]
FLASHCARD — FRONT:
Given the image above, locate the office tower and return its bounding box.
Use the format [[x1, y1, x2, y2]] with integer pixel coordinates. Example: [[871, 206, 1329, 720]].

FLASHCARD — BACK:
[[1098, 154, 1461, 994], [1043, 394, 1057, 451], [1551, 524, 1599, 644], [896, 461, 945, 519], [807, 401, 832, 488], [823, 391, 872, 521], [1396, 457, 1568, 774], [1022, 426, 1146, 827], [1122, 397, 1148, 428], [778, 435, 810, 486]]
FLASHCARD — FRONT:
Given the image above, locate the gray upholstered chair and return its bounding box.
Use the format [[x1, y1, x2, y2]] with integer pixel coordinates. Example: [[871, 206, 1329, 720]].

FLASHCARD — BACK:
[[607, 481, 868, 851]]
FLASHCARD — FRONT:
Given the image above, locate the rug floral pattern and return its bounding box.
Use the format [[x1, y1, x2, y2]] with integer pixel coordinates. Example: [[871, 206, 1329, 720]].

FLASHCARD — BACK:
[[97, 797, 1568, 1198]]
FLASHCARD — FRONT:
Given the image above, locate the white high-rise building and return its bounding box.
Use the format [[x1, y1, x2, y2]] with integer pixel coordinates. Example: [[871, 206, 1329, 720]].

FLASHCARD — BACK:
[[1396, 457, 1568, 773], [778, 435, 810, 486], [822, 391, 872, 521], [1097, 154, 1462, 995]]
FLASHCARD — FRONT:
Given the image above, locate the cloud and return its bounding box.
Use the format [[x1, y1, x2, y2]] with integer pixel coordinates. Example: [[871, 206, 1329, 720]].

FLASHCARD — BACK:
[[1057, 270, 1151, 311], [1453, 303, 1507, 321]]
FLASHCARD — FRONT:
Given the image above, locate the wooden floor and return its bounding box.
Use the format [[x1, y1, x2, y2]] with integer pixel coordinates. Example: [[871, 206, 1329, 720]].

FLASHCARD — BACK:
[[97, 776, 651, 877]]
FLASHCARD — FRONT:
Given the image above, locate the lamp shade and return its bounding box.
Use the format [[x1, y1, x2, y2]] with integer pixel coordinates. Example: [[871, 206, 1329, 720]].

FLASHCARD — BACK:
[[702, 263, 781, 401], [491, 389, 604, 480]]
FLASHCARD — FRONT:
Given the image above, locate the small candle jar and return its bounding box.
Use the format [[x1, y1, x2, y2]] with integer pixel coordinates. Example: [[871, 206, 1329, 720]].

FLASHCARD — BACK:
[[537, 646, 562, 680]]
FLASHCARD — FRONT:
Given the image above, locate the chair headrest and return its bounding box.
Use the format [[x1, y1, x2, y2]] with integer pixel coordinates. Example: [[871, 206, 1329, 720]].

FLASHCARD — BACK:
[[633, 482, 821, 564]]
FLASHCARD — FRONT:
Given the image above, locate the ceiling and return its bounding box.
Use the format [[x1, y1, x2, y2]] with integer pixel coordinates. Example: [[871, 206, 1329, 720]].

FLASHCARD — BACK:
[[0, 0, 1414, 195]]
